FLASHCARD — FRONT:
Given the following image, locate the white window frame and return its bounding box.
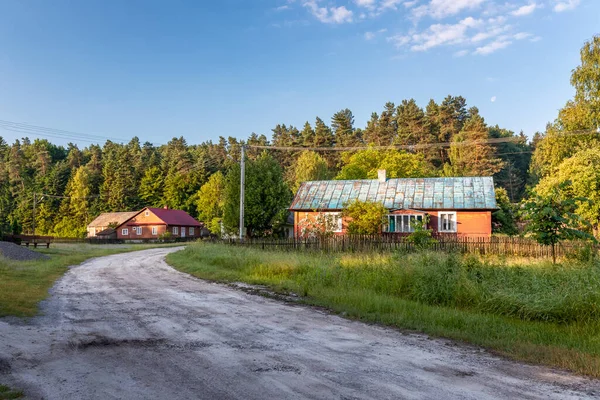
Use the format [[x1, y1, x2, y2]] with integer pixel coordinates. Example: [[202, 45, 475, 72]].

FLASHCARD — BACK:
[[189, 227, 194, 236], [152, 226, 158, 235], [173, 227, 179, 235], [327, 212, 343, 233], [122, 228, 129, 236], [135, 227, 142, 235], [145, 210, 149, 217], [438, 212, 457, 233], [384, 214, 424, 233]]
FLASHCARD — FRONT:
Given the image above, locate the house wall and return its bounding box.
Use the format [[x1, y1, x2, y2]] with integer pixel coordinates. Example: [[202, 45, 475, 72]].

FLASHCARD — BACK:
[[293, 210, 492, 238], [115, 209, 200, 240], [87, 225, 113, 237], [294, 211, 346, 238], [427, 211, 492, 237]]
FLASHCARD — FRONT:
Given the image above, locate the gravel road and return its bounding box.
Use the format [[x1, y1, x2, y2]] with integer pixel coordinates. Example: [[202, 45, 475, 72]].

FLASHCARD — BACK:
[[0, 247, 598, 399]]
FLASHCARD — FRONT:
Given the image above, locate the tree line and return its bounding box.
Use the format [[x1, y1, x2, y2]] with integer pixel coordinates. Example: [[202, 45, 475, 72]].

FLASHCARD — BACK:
[[0, 35, 598, 238]]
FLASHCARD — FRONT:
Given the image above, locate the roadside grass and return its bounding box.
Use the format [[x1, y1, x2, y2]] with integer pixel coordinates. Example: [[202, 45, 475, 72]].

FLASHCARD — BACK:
[[167, 243, 600, 377], [0, 242, 182, 317], [0, 385, 23, 399]]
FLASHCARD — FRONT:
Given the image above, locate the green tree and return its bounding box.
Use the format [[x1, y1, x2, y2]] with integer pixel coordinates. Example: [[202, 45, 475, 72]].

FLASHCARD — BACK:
[[342, 200, 387, 235], [53, 166, 92, 238], [332, 108, 361, 147], [196, 171, 225, 234], [300, 122, 315, 146], [570, 35, 600, 130], [395, 99, 427, 146], [489, 127, 531, 201], [336, 149, 432, 180], [535, 147, 600, 236], [492, 187, 518, 236], [139, 166, 164, 207], [292, 151, 331, 191], [161, 137, 205, 214], [446, 108, 503, 176], [222, 153, 291, 237], [100, 142, 137, 211], [522, 184, 593, 263], [531, 35, 600, 179]]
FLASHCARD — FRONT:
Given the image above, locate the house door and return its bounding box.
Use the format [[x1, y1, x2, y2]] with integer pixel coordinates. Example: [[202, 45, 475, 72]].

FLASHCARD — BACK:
[[181, 228, 185, 238]]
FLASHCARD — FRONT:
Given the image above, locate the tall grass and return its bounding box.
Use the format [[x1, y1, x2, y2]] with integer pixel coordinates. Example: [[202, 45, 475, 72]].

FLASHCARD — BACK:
[[167, 243, 600, 377]]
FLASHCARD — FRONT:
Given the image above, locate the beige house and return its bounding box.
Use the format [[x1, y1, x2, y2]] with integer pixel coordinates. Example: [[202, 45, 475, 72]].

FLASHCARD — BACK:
[[87, 212, 138, 238]]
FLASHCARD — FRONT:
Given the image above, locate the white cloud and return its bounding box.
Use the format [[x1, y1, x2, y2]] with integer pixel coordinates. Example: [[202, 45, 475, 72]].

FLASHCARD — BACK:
[[511, 3, 537, 16], [513, 32, 532, 40], [380, 0, 404, 10], [491, 96, 497, 102], [275, 5, 290, 11], [529, 35, 542, 42], [554, 0, 579, 12], [355, 0, 376, 8], [474, 39, 512, 55], [303, 1, 353, 23], [471, 24, 511, 43], [365, 31, 376, 40], [403, 0, 418, 7], [413, 0, 485, 19], [454, 49, 469, 57], [390, 17, 483, 51]]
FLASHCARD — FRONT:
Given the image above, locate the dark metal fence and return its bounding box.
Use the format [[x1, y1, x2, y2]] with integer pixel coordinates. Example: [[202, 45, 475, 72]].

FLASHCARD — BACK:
[[222, 235, 598, 258]]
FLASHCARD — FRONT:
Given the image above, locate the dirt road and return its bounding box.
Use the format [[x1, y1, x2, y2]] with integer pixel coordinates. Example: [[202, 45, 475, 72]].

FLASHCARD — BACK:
[[0, 248, 598, 399]]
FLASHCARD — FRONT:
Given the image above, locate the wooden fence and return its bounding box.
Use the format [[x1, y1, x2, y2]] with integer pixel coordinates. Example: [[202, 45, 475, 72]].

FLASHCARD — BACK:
[[222, 235, 598, 258], [1, 234, 198, 245]]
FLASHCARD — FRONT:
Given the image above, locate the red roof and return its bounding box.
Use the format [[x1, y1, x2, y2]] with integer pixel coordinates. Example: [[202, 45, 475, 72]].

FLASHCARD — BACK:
[[146, 207, 202, 227]]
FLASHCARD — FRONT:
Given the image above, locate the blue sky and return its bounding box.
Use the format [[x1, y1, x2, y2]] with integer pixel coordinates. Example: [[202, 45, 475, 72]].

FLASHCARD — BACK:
[[0, 0, 598, 147]]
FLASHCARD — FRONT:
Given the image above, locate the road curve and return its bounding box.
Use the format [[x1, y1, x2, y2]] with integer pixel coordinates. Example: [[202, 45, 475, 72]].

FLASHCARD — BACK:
[[0, 247, 598, 399]]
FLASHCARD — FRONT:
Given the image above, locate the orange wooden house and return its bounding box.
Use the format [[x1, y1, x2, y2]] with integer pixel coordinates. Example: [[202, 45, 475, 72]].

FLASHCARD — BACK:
[[289, 171, 497, 238]]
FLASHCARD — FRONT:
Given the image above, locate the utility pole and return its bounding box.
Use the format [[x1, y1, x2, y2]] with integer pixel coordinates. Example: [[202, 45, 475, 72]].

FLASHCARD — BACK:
[[32, 193, 37, 240], [239, 144, 245, 241]]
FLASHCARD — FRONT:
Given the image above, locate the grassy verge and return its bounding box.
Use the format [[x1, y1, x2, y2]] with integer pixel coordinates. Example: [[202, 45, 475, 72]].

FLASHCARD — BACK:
[[0, 385, 23, 399], [167, 243, 600, 378], [0, 242, 182, 317]]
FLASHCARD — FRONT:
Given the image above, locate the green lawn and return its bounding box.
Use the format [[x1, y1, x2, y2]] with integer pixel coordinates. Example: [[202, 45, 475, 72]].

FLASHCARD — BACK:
[[0, 242, 182, 317], [167, 243, 600, 378], [0, 385, 23, 399]]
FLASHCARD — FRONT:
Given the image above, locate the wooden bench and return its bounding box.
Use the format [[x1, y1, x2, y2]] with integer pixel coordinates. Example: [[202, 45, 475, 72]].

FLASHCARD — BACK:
[[17, 235, 53, 248]]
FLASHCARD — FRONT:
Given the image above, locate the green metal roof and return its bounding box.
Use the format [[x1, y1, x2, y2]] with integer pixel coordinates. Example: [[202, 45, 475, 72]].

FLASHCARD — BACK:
[[289, 177, 497, 211]]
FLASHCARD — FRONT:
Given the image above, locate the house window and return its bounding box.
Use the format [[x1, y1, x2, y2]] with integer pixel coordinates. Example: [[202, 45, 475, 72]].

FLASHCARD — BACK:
[[327, 213, 343, 233], [122, 228, 129, 236], [438, 212, 457, 233], [384, 214, 424, 233], [173, 227, 179, 235], [145, 210, 149, 217], [189, 227, 194, 236], [136, 227, 142, 235], [152, 226, 158, 235]]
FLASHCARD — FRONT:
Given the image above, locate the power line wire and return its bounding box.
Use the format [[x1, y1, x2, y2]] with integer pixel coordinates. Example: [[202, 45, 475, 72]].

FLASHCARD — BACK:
[[0, 119, 125, 143], [37, 193, 101, 200]]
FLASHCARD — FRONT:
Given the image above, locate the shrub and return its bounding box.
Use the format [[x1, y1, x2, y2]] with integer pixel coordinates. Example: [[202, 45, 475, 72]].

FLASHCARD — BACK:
[[406, 217, 437, 250]]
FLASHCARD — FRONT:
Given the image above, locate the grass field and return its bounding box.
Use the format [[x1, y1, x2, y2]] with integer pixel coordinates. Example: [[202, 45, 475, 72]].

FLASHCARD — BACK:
[[0, 385, 23, 400], [0, 242, 181, 317], [167, 243, 600, 377]]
